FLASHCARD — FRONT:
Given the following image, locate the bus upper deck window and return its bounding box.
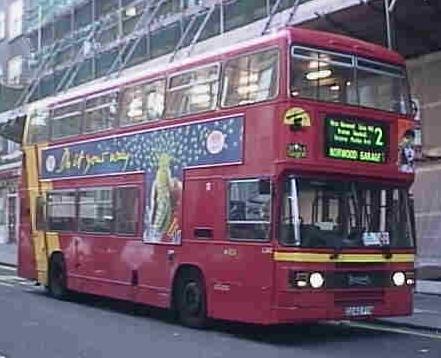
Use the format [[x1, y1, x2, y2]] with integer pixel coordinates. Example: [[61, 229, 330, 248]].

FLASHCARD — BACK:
[[51, 101, 83, 140], [27, 108, 49, 144], [222, 48, 279, 108], [290, 45, 411, 115], [165, 64, 219, 118], [291, 46, 356, 105], [120, 79, 165, 126], [84, 91, 119, 133]]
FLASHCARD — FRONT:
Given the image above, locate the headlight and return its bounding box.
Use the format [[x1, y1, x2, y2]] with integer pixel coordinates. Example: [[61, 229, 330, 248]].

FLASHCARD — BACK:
[[392, 271, 406, 286], [309, 272, 325, 288]]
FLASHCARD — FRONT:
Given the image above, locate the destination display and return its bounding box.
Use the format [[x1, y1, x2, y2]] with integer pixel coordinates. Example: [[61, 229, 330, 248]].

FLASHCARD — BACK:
[[324, 116, 388, 164]]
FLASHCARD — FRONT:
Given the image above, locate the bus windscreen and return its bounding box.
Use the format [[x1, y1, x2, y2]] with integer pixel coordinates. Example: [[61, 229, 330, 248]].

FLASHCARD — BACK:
[[280, 178, 415, 249]]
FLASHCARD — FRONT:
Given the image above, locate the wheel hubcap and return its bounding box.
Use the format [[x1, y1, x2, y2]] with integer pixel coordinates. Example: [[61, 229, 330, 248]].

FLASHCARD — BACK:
[[183, 282, 201, 315]]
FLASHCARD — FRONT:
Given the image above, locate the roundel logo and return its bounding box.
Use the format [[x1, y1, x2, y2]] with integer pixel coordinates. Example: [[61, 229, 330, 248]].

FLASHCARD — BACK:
[[45, 155, 56, 173], [206, 130, 225, 155], [283, 107, 311, 127]]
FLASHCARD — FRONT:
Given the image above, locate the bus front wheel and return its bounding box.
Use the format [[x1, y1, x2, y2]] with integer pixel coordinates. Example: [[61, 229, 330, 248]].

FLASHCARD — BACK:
[[48, 254, 69, 300], [176, 269, 207, 328]]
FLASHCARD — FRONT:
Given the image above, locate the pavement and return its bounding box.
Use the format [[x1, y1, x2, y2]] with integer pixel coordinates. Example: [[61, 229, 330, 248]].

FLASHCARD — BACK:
[[378, 293, 441, 332], [0, 242, 17, 266]]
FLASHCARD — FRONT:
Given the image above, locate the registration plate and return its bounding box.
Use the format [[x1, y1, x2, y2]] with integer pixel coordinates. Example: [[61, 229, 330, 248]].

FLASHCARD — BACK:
[[344, 305, 374, 317]]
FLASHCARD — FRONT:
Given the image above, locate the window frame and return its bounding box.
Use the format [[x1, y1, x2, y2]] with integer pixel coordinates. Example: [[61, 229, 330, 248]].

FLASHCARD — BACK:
[[113, 185, 141, 236], [7, 55, 23, 85], [8, 0, 23, 40], [44, 186, 141, 237], [226, 178, 272, 242], [289, 44, 411, 115], [165, 62, 221, 119], [83, 89, 119, 134], [78, 186, 115, 234], [26, 108, 50, 144], [46, 189, 78, 233], [220, 46, 281, 109], [290, 45, 356, 105], [50, 99, 84, 140], [0, 11, 5, 40], [279, 176, 415, 249]]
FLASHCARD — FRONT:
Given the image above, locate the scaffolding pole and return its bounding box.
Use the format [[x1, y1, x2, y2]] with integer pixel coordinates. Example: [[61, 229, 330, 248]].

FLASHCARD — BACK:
[[184, 4, 216, 58], [169, 14, 199, 63], [261, 0, 283, 35], [285, 0, 302, 26], [384, 0, 399, 49]]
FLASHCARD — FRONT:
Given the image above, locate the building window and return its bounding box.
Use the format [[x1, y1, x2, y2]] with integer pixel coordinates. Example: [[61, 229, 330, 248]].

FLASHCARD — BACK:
[[114, 187, 139, 234], [47, 191, 77, 231], [7, 140, 19, 153], [181, 0, 202, 10], [79, 188, 113, 233], [227, 179, 271, 241], [0, 190, 6, 226], [7, 55, 23, 85], [166, 64, 219, 118], [120, 79, 165, 125], [0, 12, 5, 40], [8, 0, 23, 39], [0, 137, 7, 155]]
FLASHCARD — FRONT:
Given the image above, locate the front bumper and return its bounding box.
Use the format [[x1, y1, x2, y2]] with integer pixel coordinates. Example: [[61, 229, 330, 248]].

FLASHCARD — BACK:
[[271, 288, 413, 324]]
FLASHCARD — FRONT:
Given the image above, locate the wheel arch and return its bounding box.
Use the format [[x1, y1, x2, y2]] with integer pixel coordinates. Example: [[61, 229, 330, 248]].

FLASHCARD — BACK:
[[47, 250, 66, 286], [170, 264, 206, 310]]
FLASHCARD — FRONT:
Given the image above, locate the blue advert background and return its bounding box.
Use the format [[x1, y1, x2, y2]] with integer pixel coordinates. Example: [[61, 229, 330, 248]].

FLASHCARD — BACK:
[[41, 116, 244, 244]]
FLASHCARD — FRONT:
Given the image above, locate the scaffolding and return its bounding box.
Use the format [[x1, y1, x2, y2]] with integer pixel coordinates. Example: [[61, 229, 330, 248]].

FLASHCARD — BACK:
[[15, 0, 310, 107]]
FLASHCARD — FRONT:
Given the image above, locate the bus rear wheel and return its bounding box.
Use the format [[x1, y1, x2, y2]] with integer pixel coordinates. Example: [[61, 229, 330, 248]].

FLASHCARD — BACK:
[[48, 254, 69, 300], [176, 270, 207, 328]]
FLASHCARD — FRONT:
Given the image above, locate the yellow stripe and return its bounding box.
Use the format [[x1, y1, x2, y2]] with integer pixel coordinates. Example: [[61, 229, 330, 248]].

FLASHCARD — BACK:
[[273, 252, 415, 263]]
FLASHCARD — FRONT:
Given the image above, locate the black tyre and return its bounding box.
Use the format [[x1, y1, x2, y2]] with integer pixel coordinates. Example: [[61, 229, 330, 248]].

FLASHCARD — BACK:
[[48, 254, 69, 300], [176, 269, 207, 328]]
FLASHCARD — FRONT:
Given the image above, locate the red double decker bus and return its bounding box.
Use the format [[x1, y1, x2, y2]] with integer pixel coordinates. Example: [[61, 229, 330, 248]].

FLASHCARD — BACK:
[[18, 27, 416, 327]]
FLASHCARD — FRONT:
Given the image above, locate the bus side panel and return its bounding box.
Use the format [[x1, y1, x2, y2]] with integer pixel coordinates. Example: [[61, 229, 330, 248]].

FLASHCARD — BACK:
[[182, 176, 274, 324]]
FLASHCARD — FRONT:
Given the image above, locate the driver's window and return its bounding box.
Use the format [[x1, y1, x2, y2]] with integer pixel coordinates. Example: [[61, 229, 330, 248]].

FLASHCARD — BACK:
[[227, 179, 271, 241]]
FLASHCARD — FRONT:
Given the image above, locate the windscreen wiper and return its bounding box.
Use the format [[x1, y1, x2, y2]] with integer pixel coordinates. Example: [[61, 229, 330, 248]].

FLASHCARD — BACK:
[[329, 246, 341, 260], [381, 244, 393, 259], [329, 235, 344, 260]]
